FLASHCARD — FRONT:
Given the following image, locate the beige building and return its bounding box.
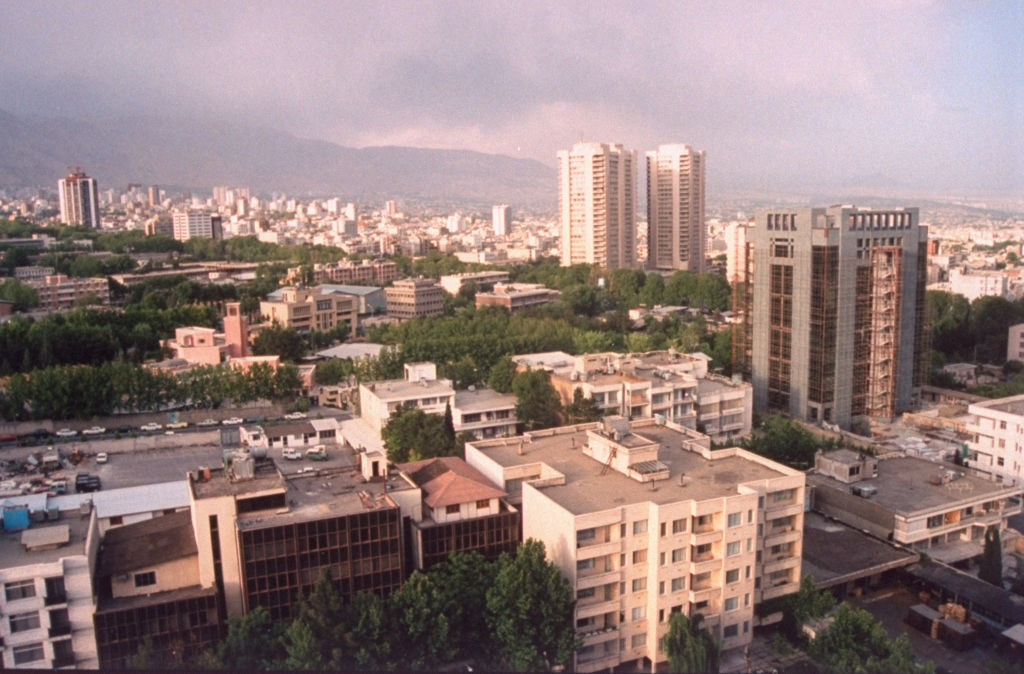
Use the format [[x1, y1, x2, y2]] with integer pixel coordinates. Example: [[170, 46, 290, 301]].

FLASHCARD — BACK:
[[465, 417, 805, 672], [646, 144, 706, 273], [26, 274, 109, 311], [809, 450, 1022, 563], [475, 282, 560, 312], [261, 286, 358, 336], [439, 271, 510, 295], [358, 362, 456, 433], [385, 277, 444, 320], [286, 259, 398, 286], [559, 142, 637, 269]]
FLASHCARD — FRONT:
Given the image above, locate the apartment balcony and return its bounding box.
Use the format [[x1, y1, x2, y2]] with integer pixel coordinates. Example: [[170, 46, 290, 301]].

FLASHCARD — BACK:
[[763, 553, 800, 576], [48, 623, 73, 638], [52, 653, 76, 669], [576, 649, 621, 673], [576, 538, 621, 560], [691, 528, 722, 546], [761, 578, 800, 601], [577, 598, 620, 620], [578, 624, 619, 646], [576, 569, 622, 590], [44, 592, 68, 607], [764, 527, 801, 548], [764, 502, 804, 519], [692, 556, 721, 575]]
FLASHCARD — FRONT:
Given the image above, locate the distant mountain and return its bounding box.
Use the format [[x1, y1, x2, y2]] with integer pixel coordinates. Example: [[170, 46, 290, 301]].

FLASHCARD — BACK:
[[0, 109, 557, 209]]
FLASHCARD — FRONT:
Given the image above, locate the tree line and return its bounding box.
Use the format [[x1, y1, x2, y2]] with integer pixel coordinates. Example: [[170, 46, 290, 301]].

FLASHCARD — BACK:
[[140, 543, 577, 672], [0, 361, 301, 421]]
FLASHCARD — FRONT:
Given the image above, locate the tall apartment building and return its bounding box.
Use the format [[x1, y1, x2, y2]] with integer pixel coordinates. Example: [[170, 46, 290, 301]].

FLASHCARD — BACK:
[[172, 210, 221, 242], [734, 206, 928, 430], [465, 417, 805, 672], [646, 144, 706, 272], [492, 204, 512, 237], [559, 142, 636, 269], [58, 169, 100, 228]]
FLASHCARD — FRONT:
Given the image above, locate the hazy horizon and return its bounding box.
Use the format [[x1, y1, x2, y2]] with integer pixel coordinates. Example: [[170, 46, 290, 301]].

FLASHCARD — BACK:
[[2, 1, 1022, 196]]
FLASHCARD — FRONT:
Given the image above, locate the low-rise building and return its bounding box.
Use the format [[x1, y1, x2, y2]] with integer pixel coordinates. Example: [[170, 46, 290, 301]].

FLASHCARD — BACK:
[[316, 284, 386, 315], [967, 394, 1024, 484], [949, 268, 1008, 302], [1008, 323, 1024, 363], [286, 260, 398, 286], [261, 286, 357, 336], [809, 449, 1023, 563], [452, 387, 518, 439], [384, 277, 444, 320], [439, 271, 510, 295], [397, 456, 520, 570], [465, 417, 805, 672], [475, 282, 561, 311], [358, 362, 456, 433], [25, 274, 109, 311]]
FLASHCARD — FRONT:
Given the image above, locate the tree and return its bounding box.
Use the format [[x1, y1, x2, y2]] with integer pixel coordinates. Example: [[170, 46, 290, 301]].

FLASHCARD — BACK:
[[382, 407, 456, 462], [432, 551, 498, 662], [205, 606, 284, 670], [781, 574, 836, 642], [485, 539, 578, 671], [488, 355, 517, 393], [810, 602, 933, 674], [0, 278, 38, 311], [388, 571, 457, 669], [443, 402, 456, 450], [661, 612, 720, 673], [979, 525, 1003, 586], [251, 324, 306, 362], [512, 369, 562, 431], [742, 415, 840, 469], [284, 569, 349, 669], [563, 388, 603, 424]]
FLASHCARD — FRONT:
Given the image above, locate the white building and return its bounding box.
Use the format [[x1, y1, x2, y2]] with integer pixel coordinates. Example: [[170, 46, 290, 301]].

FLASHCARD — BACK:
[[465, 417, 805, 672], [1007, 323, 1024, 363], [58, 170, 100, 229], [949, 268, 1007, 302], [359, 362, 457, 433], [559, 142, 637, 269], [968, 394, 1024, 484], [172, 210, 217, 242], [646, 144, 706, 273], [492, 204, 512, 237]]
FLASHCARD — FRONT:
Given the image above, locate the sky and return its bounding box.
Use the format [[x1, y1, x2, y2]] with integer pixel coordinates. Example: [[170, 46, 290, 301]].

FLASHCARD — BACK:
[[2, 1, 1022, 194]]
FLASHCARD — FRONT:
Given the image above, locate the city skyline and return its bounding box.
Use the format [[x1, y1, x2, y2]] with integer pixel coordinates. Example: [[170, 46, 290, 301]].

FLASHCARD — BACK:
[[1, 2, 1021, 196]]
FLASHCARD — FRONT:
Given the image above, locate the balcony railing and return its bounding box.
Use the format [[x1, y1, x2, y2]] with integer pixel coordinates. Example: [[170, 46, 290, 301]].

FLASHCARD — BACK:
[[44, 592, 67, 606], [52, 653, 76, 669], [49, 623, 72, 638]]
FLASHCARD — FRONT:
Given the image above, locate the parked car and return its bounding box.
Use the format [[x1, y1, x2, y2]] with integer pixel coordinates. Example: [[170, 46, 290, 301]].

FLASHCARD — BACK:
[[284, 411, 308, 420], [115, 425, 132, 434], [95, 452, 109, 464], [305, 446, 328, 461], [82, 426, 106, 436], [166, 421, 189, 429], [297, 466, 317, 474], [75, 473, 101, 493], [196, 418, 218, 427], [139, 422, 163, 432], [222, 417, 244, 425], [282, 449, 302, 460], [55, 428, 78, 438]]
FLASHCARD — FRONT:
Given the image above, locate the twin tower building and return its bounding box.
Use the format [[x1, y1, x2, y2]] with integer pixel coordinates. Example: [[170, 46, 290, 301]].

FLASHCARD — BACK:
[[558, 142, 928, 432]]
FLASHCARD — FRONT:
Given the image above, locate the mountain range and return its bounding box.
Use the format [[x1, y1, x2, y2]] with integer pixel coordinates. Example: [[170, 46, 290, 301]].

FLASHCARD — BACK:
[[0, 109, 557, 209]]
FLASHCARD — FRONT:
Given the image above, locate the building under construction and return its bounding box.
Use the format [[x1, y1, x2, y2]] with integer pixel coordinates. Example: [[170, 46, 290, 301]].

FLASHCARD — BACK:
[[733, 206, 928, 430]]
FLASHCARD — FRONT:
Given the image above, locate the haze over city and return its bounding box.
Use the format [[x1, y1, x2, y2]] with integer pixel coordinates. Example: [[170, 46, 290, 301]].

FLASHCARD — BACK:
[[2, 0, 1021, 196]]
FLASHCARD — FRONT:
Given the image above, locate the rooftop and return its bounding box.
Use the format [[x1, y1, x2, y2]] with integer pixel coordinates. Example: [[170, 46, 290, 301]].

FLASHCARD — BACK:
[[453, 387, 516, 413], [363, 377, 455, 401], [97, 510, 197, 576], [809, 455, 1021, 515], [399, 456, 506, 509], [317, 284, 383, 296], [0, 506, 92, 568], [970, 393, 1024, 416], [801, 513, 918, 588], [316, 342, 385, 360], [470, 419, 794, 515]]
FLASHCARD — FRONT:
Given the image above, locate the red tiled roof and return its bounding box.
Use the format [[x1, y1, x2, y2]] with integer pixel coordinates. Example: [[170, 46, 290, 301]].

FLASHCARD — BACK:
[[398, 456, 506, 508]]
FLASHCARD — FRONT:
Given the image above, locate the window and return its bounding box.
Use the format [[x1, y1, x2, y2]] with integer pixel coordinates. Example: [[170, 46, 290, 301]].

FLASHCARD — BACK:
[[577, 587, 596, 599], [134, 571, 156, 588], [671, 577, 685, 592], [771, 489, 795, 503], [671, 518, 686, 534], [577, 528, 596, 545], [723, 624, 739, 638], [476, 499, 490, 509], [671, 548, 685, 563], [631, 633, 647, 648], [926, 514, 944, 528], [9, 611, 41, 633], [725, 569, 740, 584], [724, 596, 738, 611], [110, 515, 123, 526], [660, 522, 666, 537], [12, 643, 45, 665], [577, 558, 595, 571], [5, 579, 35, 601], [660, 552, 666, 566], [632, 549, 647, 564], [747, 509, 754, 523], [632, 578, 647, 592], [659, 581, 665, 595], [446, 504, 460, 515], [633, 520, 648, 535], [726, 541, 741, 557], [631, 606, 646, 621], [727, 513, 742, 528]]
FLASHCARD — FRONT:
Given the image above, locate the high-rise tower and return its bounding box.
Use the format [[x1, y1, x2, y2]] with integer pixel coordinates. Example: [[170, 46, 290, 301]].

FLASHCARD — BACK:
[[558, 142, 636, 269], [734, 206, 928, 430], [58, 169, 100, 228], [492, 204, 511, 237], [646, 144, 705, 272]]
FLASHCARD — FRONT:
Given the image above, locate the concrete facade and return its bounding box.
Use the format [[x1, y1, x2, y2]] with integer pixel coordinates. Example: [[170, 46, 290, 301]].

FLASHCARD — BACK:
[[646, 144, 706, 273]]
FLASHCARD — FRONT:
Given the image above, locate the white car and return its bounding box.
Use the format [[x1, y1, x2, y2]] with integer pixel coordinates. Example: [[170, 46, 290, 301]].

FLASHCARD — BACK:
[[139, 422, 163, 432], [55, 428, 78, 438], [221, 417, 244, 425], [282, 449, 302, 460], [196, 418, 218, 427], [297, 466, 316, 474], [95, 452, 108, 464], [284, 411, 308, 420], [166, 421, 189, 429], [82, 426, 106, 436]]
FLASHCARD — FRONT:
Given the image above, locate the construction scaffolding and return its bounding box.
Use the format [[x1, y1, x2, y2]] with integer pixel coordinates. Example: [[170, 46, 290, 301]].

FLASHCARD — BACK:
[[866, 246, 902, 419]]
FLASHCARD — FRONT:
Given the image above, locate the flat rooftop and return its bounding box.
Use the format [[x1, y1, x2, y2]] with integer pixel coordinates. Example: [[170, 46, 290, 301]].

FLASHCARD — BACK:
[[971, 393, 1024, 416], [802, 512, 918, 587], [474, 422, 790, 515], [696, 377, 740, 394], [366, 377, 454, 400], [454, 387, 516, 413], [809, 455, 1021, 515], [0, 508, 92, 568]]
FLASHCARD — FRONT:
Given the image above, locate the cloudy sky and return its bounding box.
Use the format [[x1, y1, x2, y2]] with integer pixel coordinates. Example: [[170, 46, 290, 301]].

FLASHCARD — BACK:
[[3, 1, 1021, 194]]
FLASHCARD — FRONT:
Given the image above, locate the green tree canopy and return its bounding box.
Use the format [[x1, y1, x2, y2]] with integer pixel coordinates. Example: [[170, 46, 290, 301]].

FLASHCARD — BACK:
[[661, 612, 720, 673], [809, 603, 933, 674], [512, 369, 562, 431], [381, 407, 457, 463], [979, 526, 1003, 586]]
